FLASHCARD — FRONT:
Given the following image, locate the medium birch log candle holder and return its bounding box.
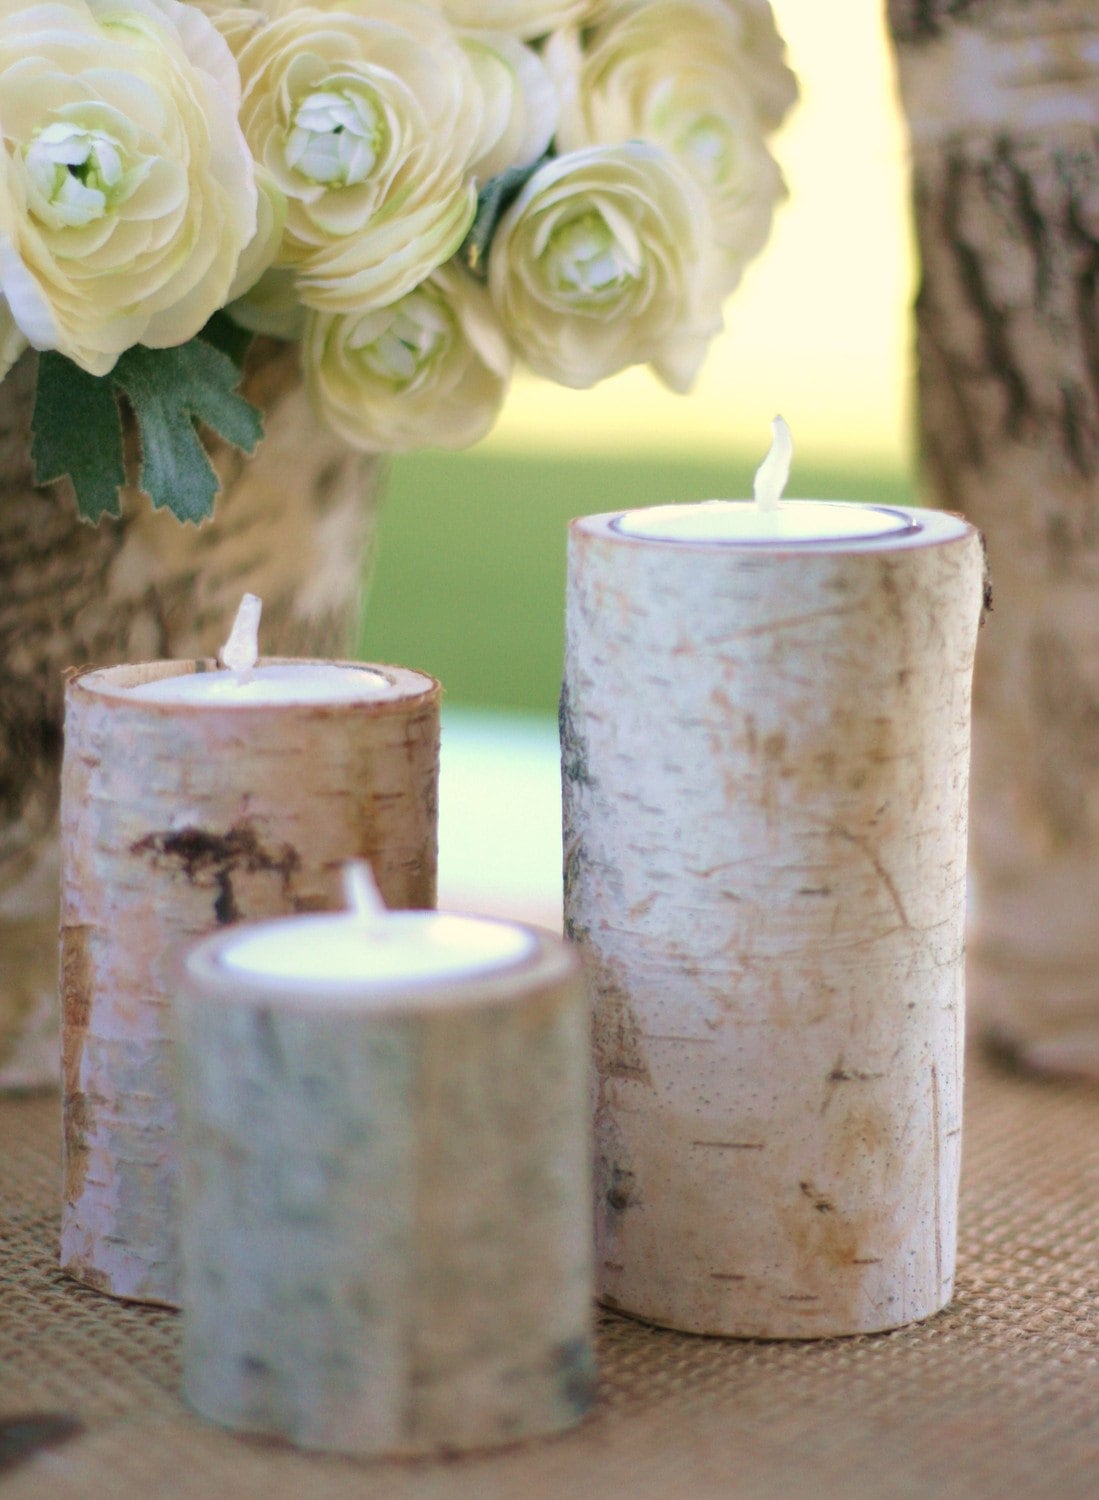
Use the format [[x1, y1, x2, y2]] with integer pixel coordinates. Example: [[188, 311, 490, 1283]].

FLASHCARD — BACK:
[[562, 425, 985, 1339], [175, 869, 593, 1457], [60, 613, 439, 1308]]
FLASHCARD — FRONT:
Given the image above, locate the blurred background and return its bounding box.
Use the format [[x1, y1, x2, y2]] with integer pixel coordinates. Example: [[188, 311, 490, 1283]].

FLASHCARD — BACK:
[[358, 0, 917, 924]]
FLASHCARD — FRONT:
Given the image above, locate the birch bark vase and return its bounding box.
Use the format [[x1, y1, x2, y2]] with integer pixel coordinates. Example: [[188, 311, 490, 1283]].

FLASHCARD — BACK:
[[0, 339, 382, 1090], [176, 922, 593, 1457], [562, 508, 984, 1338], [60, 660, 438, 1307], [887, 0, 1099, 1079]]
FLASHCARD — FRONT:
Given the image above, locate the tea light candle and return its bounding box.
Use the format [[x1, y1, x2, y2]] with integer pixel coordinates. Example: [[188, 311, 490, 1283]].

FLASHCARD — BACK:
[[218, 903, 535, 987], [613, 497, 913, 543], [124, 661, 394, 704], [59, 599, 440, 1308], [109, 595, 394, 704], [613, 421, 916, 545], [563, 418, 985, 1339], [175, 867, 593, 1458]]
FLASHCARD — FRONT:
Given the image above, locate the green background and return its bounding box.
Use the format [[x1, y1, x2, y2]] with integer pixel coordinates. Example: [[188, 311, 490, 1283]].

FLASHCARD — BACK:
[[360, 450, 916, 716]]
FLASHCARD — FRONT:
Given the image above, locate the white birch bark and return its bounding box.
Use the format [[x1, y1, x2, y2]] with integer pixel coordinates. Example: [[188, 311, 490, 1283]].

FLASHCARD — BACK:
[[176, 931, 593, 1457], [0, 339, 382, 1090], [59, 659, 438, 1307], [887, 0, 1099, 1077], [562, 508, 984, 1337]]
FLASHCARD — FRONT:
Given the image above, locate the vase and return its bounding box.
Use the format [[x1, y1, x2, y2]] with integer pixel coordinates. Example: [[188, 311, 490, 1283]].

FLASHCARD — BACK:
[[0, 339, 384, 1089], [888, 1, 1099, 1080]]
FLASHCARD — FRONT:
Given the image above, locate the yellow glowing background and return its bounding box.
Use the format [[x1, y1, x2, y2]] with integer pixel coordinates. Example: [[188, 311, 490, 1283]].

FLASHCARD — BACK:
[[483, 0, 915, 468]]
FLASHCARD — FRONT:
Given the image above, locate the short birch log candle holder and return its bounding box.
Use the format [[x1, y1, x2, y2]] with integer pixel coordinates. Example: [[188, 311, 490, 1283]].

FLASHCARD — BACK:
[[60, 620, 439, 1308], [562, 426, 985, 1338], [175, 869, 593, 1458]]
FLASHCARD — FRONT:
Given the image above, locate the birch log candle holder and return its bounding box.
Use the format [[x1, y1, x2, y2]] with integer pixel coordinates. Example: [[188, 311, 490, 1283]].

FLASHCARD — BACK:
[[562, 420, 985, 1339], [59, 597, 439, 1307], [175, 866, 593, 1458]]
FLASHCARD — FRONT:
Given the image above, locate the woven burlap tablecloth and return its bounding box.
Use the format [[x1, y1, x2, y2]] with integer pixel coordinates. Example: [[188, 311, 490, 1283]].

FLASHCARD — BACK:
[[1, 1051, 1095, 1500]]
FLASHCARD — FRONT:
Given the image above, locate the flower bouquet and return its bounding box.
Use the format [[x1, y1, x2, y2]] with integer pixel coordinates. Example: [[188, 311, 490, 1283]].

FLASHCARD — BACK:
[[0, 0, 796, 524], [0, 0, 795, 1089]]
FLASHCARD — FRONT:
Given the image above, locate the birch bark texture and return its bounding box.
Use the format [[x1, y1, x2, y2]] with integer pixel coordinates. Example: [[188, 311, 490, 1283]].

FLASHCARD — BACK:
[[887, 0, 1099, 1077], [0, 339, 381, 1091], [60, 659, 438, 1307], [176, 927, 593, 1457], [562, 509, 984, 1338]]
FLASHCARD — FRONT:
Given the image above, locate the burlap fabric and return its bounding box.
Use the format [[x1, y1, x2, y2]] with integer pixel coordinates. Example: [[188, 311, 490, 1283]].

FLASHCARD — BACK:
[[1, 1051, 1095, 1499]]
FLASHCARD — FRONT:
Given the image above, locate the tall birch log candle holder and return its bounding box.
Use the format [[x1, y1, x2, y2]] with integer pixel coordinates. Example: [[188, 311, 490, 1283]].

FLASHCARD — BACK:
[[59, 597, 439, 1307], [174, 865, 593, 1458], [562, 421, 985, 1339]]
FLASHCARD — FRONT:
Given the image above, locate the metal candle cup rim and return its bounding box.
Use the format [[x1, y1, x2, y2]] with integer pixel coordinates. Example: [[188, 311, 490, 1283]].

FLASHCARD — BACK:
[[67, 658, 440, 714], [608, 500, 924, 547], [181, 912, 577, 1015], [121, 661, 393, 705]]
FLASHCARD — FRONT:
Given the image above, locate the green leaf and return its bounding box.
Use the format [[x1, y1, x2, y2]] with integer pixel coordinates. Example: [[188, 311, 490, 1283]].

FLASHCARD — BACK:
[[198, 310, 254, 369], [31, 353, 126, 523], [460, 156, 547, 282], [111, 341, 264, 525]]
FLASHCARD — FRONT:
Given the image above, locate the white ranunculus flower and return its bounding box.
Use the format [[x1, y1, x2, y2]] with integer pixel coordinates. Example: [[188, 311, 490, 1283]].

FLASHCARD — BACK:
[[488, 142, 724, 392], [236, 0, 485, 313], [0, 0, 257, 375], [226, 164, 287, 305], [428, 1, 592, 40], [304, 265, 511, 451], [462, 33, 558, 182], [581, 0, 797, 132], [188, 2, 269, 54], [714, 0, 799, 131], [545, 0, 794, 292]]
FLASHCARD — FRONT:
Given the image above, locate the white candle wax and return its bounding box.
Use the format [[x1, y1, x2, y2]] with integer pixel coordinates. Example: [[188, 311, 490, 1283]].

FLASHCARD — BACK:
[[112, 595, 394, 704], [122, 663, 392, 705], [612, 418, 917, 546], [613, 498, 917, 545], [215, 910, 536, 996]]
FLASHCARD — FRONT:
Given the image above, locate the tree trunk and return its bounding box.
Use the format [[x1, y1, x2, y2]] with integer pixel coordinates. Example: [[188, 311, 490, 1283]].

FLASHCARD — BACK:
[[887, 0, 1099, 1077], [59, 660, 438, 1307], [0, 341, 384, 1089], [176, 927, 593, 1456], [562, 509, 983, 1338]]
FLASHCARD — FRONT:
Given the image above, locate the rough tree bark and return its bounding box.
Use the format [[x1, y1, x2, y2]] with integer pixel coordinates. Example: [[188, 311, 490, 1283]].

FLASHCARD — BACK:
[[0, 340, 382, 1089], [562, 510, 984, 1338], [60, 660, 439, 1307], [176, 926, 593, 1456], [887, 0, 1099, 1077]]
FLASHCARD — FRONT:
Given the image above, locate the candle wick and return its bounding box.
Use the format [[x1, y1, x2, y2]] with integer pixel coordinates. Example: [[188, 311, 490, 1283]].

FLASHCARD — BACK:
[[219, 593, 262, 680], [343, 861, 389, 933], [752, 414, 793, 514]]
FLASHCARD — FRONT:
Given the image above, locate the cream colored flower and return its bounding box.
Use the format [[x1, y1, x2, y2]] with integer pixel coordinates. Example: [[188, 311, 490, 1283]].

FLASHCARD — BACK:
[[488, 142, 723, 392], [304, 264, 510, 451], [0, 0, 257, 375], [187, 2, 269, 55], [428, 1, 592, 40], [546, 0, 795, 291], [581, 0, 797, 131], [462, 33, 558, 182], [717, 0, 799, 131], [235, 0, 484, 312], [226, 163, 287, 305]]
